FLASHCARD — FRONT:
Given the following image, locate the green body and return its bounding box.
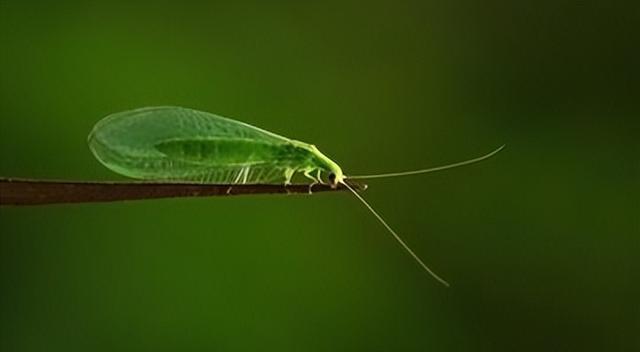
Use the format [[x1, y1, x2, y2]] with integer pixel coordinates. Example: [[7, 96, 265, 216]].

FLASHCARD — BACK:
[[88, 106, 343, 184]]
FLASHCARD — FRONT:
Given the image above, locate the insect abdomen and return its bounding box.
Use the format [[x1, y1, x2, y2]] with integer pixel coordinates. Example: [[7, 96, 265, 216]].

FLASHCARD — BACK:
[[154, 138, 310, 167]]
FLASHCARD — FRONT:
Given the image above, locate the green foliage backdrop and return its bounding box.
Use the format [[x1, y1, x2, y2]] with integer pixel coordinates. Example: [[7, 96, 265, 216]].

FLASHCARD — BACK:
[[1, 1, 637, 351]]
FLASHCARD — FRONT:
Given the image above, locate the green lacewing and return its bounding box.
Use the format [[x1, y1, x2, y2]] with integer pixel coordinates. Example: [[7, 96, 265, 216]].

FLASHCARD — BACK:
[[89, 106, 503, 286]]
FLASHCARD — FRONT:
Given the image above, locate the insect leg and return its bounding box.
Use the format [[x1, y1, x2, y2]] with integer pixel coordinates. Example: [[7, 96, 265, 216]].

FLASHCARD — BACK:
[[232, 168, 243, 184], [284, 168, 295, 186], [303, 169, 320, 194], [227, 168, 244, 194], [241, 166, 250, 184]]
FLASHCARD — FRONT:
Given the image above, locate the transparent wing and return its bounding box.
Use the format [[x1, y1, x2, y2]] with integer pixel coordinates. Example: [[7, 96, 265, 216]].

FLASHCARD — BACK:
[[89, 106, 290, 151], [88, 106, 298, 182]]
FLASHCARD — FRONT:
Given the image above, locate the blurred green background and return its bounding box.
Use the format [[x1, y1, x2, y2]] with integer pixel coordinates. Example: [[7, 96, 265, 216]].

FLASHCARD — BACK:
[[1, 1, 637, 351]]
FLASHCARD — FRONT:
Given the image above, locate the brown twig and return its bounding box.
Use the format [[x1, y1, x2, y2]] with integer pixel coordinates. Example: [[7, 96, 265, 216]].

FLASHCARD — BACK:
[[0, 177, 367, 206]]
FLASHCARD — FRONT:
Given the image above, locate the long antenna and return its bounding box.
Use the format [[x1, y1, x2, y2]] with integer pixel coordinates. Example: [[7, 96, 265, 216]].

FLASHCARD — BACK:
[[341, 181, 450, 287], [348, 145, 505, 180]]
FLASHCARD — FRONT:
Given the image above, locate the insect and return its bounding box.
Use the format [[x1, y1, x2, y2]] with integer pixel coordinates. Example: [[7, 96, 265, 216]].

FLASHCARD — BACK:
[[89, 106, 503, 286]]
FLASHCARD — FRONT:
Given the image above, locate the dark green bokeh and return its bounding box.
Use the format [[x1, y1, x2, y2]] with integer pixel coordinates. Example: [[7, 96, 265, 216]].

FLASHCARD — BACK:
[[1, 1, 637, 351]]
